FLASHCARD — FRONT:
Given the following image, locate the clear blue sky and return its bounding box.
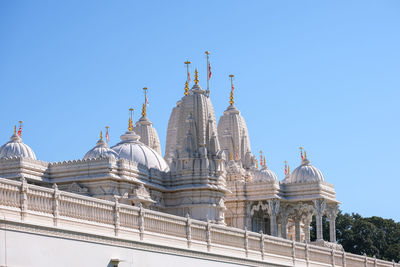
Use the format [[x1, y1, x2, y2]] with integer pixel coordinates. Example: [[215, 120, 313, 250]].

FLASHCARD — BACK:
[[1, 1, 399, 221]]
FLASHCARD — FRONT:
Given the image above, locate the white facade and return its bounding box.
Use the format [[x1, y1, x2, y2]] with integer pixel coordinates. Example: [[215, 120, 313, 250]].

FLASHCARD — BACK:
[[0, 69, 394, 266]]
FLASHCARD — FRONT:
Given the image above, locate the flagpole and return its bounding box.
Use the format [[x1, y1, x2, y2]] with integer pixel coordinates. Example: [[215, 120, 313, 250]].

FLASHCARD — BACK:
[[205, 51, 210, 97], [184, 61, 191, 83]]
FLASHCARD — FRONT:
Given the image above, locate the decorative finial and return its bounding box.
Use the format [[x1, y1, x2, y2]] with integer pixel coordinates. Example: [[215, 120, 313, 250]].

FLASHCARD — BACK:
[[299, 147, 304, 160], [194, 68, 199, 85], [263, 157, 266, 168], [288, 165, 290, 174], [100, 131, 103, 140], [304, 151, 307, 159], [142, 87, 148, 117], [184, 81, 189, 96], [229, 152, 233, 161], [229, 74, 235, 105], [205, 51, 210, 55], [14, 125, 16, 134], [260, 150, 263, 167], [128, 108, 134, 131]]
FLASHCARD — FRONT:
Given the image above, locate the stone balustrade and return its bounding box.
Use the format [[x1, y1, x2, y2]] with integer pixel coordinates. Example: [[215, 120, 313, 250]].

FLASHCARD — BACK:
[[0, 177, 398, 267]]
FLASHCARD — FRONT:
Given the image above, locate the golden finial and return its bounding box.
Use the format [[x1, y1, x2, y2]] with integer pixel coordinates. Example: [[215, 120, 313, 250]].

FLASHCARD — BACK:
[[299, 146, 304, 160], [260, 150, 263, 166], [184, 81, 189, 96], [194, 69, 199, 85], [142, 87, 148, 117], [100, 131, 103, 140], [263, 157, 266, 168], [288, 165, 290, 173], [128, 108, 134, 131], [14, 125, 16, 134], [229, 152, 233, 161], [229, 75, 235, 105], [256, 160, 259, 169], [304, 151, 308, 159]]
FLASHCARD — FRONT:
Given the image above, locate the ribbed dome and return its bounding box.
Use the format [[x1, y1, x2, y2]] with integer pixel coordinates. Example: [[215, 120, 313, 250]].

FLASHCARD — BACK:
[[252, 166, 278, 182], [285, 158, 324, 183], [112, 130, 169, 172], [83, 136, 118, 160], [0, 133, 36, 160]]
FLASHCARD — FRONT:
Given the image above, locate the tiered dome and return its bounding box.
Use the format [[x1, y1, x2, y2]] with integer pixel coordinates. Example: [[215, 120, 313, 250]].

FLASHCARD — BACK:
[[134, 116, 162, 156], [284, 158, 324, 183], [112, 130, 169, 172], [0, 131, 36, 160], [252, 166, 278, 183], [83, 133, 118, 160], [217, 104, 252, 168]]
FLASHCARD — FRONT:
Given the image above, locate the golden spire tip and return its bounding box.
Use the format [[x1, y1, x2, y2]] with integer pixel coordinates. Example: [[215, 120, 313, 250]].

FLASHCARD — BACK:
[[194, 69, 199, 85], [128, 108, 134, 131], [100, 131, 103, 140], [14, 125, 16, 134], [184, 81, 189, 96]]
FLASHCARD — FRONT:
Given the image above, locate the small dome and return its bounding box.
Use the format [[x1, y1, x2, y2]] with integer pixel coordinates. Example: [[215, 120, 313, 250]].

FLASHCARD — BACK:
[[285, 158, 324, 183], [111, 130, 169, 172], [252, 166, 278, 182], [83, 135, 118, 160], [0, 132, 36, 160]]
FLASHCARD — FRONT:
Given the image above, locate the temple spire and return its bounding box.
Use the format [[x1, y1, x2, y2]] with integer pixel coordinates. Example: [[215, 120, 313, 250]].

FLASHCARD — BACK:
[[194, 69, 199, 85], [100, 131, 103, 140], [128, 108, 134, 131], [229, 74, 235, 105]]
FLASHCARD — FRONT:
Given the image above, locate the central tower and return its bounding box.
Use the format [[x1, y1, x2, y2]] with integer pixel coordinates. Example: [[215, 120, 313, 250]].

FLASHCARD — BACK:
[[164, 70, 228, 223]]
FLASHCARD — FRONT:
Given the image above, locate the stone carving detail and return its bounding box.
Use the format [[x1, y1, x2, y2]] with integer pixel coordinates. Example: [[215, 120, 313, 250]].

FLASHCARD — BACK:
[[67, 182, 88, 194]]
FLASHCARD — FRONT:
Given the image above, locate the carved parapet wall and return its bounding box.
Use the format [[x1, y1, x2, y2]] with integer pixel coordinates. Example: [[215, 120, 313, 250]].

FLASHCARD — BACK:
[[0, 177, 396, 267]]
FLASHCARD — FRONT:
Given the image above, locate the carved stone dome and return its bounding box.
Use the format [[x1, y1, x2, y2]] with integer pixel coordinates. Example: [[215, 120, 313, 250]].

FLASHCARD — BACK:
[[251, 166, 278, 183], [284, 158, 324, 183], [83, 135, 119, 160], [0, 132, 36, 160], [111, 130, 169, 172]]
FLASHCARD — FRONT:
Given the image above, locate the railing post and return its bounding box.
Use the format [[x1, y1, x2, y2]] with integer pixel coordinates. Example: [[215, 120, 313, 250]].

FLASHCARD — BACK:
[[260, 231, 265, 260], [52, 183, 60, 227], [206, 219, 211, 252], [342, 251, 347, 267], [305, 243, 309, 267], [114, 197, 120, 237], [138, 203, 144, 241], [186, 213, 192, 248], [364, 253, 368, 267], [392, 260, 395, 267], [244, 227, 249, 258], [292, 240, 296, 266], [331, 248, 335, 267], [20, 177, 28, 221], [373, 255, 377, 267]]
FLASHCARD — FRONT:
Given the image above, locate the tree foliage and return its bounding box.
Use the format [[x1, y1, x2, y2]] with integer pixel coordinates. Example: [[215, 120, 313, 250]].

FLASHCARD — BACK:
[[310, 211, 400, 262]]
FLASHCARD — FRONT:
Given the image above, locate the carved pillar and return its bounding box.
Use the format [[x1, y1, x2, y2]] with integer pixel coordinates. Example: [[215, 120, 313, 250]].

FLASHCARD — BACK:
[[52, 183, 60, 227], [314, 199, 326, 241], [138, 203, 144, 241], [20, 177, 28, 221], [245, 202, 252, 229], [114, 196, 120, 236], [268, 199, 280, 237], [295, 218, 301, 242], [280, 207, 288, 239], [327, 204, 339, 243], [303, 215, 312, 243], [186, 213, 192, 248]]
